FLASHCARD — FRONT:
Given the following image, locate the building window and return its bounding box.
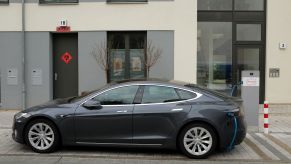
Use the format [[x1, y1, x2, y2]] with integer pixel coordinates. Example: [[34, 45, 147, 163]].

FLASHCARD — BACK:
[[198, 0, 232, 10], [198, 0, 264, 11], [39, 0, 78, 4], [108, 32, 146, 82], [0, 0, 9, 4], [197, 22, 232, 94], [107, 0, 147, 3], [236, 24, 262, 41], [234, 0, 264, 11]]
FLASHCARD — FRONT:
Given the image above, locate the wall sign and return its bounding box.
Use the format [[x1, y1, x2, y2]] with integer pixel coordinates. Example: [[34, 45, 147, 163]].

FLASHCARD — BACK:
[[56, 26, 71, 32], [7, 68, 18, 85], [242, 77, 260, 87], [279, 42, 287, 49], [269, 68, 280, 78], [32, 69, 42, 86], [61, 52, 73, 64]]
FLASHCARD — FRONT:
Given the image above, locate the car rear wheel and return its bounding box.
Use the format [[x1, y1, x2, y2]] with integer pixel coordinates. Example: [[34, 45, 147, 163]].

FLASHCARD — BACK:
[[178, 123, 217, 159], [25, 119, 60, 153]]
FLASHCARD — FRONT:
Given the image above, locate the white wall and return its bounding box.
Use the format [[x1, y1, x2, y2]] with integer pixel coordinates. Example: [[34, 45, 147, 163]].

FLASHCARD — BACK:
[[266, 0, 291, 103], [0, 4, 22, 31]]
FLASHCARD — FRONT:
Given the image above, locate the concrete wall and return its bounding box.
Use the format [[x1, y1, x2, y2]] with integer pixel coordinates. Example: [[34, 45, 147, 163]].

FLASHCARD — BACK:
[[25, 32, 52, 107], [0, 32, 23, 109], [147, 31, 174, 80], [78, 32, 107, 94], [265, 0, 291, 103]]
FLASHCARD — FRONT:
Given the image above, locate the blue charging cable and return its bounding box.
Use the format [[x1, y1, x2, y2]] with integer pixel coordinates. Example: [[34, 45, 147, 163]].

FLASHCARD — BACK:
[[227, 112, 238, 151]]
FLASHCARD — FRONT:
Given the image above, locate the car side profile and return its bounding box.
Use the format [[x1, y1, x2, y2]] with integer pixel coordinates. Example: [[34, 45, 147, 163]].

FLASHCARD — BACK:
[[12, 80, 246, 159]]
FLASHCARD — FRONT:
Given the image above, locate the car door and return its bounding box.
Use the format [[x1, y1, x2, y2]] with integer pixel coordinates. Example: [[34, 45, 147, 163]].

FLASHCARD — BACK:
[[132, 85, 194, 145], [74, 85, 139, 144]]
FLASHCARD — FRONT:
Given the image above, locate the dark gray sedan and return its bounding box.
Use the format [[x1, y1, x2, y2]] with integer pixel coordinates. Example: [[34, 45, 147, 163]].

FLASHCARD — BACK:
[[12, 80, 246, 159]]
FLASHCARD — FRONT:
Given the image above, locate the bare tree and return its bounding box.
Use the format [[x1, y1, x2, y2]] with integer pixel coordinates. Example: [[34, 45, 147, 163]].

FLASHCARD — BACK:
[[144, 40, 162, 77], [90, 40, 111, 81]]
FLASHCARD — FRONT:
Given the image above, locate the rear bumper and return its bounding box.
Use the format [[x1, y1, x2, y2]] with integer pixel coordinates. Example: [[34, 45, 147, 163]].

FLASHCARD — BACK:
[[218, 115, 246, 150], [235, 116, 247, 145]]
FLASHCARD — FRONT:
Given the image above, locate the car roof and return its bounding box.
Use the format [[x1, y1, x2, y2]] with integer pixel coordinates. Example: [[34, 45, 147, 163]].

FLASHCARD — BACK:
[[110, 78, 191, 88]]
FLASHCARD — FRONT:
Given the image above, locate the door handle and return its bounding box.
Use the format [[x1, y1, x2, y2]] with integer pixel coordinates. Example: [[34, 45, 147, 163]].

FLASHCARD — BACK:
[[116, 110, 128, 113], [171, 108, 183, 112], [54, 73, 58, 81]]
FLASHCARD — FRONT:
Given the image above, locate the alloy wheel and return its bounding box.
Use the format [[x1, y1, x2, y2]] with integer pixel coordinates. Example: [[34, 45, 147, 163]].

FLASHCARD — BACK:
[[28, 123, 55, 151], [183, 127, 213, 156]]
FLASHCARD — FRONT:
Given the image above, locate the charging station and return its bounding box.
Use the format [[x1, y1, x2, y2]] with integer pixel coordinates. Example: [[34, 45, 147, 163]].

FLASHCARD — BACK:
[[241, 70, 260, 130]]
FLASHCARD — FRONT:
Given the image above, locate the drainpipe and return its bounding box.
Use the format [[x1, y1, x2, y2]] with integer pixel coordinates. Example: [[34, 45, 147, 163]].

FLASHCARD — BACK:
[[21, 0, 26, 110]]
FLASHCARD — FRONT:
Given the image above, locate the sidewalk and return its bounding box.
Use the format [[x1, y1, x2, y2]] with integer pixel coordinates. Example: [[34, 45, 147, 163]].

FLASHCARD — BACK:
[[0, 108, 290, 163], [259, 104, 291, 133]]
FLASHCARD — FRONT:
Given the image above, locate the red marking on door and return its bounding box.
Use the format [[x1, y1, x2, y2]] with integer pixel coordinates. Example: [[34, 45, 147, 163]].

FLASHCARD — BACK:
[[61, 52, 73, 64]]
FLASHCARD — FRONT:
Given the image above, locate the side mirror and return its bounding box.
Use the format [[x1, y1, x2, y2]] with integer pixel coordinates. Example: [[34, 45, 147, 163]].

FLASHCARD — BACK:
[[83, 100, 102, 110]]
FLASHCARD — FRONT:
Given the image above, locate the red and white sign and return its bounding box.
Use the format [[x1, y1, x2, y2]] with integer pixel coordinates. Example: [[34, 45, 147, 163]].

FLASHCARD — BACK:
[[61, 52, 73, 64], [56, 26, 71, 32], [242, 77, 260, 87]]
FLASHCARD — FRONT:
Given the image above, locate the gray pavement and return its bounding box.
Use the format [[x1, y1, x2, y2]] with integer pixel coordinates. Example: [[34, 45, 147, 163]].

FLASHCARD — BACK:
[[0, 109, 290, 163]]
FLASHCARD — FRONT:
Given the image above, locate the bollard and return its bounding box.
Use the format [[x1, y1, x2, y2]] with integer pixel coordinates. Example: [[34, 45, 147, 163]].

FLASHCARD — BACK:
[[264, 101, 269, 134]]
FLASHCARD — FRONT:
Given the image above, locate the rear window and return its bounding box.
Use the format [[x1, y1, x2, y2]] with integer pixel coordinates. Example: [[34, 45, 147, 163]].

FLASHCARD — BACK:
[[176, 89, 197, 100]]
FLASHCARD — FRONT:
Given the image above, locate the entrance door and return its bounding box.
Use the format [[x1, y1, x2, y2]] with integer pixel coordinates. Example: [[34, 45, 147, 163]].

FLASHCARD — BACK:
[[233, 45, 264, 101], [53, 33, 78, 99]]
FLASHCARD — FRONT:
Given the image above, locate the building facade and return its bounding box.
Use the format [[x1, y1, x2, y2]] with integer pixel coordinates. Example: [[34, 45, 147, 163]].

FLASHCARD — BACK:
[[0, 0, 290, 109]]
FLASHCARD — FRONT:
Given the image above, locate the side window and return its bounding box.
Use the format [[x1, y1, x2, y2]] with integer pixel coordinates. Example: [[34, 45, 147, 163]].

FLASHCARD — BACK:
[[142, 86, 180, 104], [93, 86, 139, 105], [176, 89, 197, 100]]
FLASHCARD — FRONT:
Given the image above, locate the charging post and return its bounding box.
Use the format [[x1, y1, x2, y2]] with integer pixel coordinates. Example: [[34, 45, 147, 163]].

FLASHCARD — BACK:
[[241, 71, 260, 131]]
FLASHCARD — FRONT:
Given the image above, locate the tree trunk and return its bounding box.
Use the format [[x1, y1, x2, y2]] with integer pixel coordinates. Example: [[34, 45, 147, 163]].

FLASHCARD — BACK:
[[147, 67, 150, 79]]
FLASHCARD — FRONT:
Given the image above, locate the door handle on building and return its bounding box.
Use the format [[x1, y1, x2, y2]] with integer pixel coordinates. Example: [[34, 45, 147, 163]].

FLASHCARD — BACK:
[[54, 73, 58, 81]]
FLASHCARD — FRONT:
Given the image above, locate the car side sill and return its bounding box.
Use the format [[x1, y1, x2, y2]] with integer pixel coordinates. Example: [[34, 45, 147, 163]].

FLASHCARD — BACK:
[[76, 142, 162, 147]]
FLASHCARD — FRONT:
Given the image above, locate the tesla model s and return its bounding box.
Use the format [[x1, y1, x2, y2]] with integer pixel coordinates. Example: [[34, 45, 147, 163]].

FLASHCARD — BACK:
[[12, 80, 246, 158]]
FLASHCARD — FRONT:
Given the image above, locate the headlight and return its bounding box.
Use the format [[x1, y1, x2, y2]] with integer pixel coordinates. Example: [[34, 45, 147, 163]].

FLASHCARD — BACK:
[[15, 112, 31, 120]]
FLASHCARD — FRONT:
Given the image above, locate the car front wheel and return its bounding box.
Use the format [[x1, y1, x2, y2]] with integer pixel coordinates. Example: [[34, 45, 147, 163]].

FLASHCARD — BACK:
[[25, 119, 60, 153], [178, 123, 217, 159]]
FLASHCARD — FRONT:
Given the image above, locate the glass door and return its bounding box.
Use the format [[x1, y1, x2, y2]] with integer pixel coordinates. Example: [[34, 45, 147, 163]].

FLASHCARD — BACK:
[[233, 45, 262, 97]]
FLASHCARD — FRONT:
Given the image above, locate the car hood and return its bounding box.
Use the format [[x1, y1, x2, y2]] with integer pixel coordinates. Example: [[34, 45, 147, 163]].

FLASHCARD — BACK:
[[23, 97, 73, 113]]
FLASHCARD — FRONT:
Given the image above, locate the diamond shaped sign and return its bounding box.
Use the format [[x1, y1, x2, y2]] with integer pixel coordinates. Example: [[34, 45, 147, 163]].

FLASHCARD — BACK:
[[61, 52, 72, 64]]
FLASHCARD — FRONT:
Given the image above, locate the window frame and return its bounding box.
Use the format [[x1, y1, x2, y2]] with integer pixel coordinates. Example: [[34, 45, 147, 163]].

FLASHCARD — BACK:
[[138, 84, 202, 105], [197, 0, 266, 103], [107, 31, 147, 83], [81, 84, 202, 107], [107, 0, 148, 3], [175, 88, 198, 101], [39, 0, 78, 4], [198, 0, 265, 12], [90, 85, 140, 106], [0, 0, 9, 4]]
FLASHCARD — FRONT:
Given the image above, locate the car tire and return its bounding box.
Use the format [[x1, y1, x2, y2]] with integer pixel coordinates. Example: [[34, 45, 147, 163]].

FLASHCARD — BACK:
[[24, 119, 60, 153], [178, 123, 217, 159]]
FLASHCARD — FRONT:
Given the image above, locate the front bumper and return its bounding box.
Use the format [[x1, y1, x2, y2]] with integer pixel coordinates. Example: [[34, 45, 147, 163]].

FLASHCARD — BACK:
[[12, 117, 26, 144]]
